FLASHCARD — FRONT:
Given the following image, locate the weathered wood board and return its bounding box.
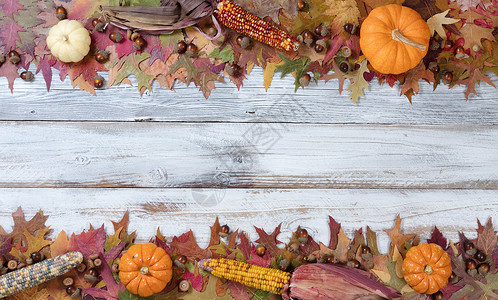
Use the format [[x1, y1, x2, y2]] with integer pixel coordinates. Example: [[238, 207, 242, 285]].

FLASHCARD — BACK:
[[0, 66, 496, 250]]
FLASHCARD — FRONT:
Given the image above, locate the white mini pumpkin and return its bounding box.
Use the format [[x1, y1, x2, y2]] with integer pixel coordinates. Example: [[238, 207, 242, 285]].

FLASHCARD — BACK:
[[46, 20, 91, 63]]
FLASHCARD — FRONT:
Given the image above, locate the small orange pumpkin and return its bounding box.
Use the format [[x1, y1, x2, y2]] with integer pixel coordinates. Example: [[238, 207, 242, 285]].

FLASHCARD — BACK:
[[402, 243, 452, 294], [119, 243, 173, 297], [360, 4, 431, 74]]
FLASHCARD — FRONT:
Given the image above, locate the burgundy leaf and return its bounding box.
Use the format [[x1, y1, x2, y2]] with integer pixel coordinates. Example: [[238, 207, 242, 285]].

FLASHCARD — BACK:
[[0, 20, 24, 51], [182, 269, 203, 292], [237, 232, 251, 261], [428, 226, 448, 250], [35, 54, 54, 91], [0, 235, 12, 257], [0, 59, 20, 92], [328, 216, 341, 249], [0, 0, 25, 19], [324, 35, 344, 63], [104, 242, 126, 263], [247, 244, 271, 267]]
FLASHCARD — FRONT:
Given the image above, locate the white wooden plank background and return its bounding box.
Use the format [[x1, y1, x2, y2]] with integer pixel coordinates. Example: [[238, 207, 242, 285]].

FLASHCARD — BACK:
[[0, 66, 497, 253]]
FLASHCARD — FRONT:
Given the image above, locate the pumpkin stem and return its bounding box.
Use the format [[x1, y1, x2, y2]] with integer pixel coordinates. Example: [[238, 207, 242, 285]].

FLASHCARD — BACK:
[[140, 266, 149, 275], [424, 265, 433, 275], [61, 35, 68, 42], [391, 29, 426, 51]]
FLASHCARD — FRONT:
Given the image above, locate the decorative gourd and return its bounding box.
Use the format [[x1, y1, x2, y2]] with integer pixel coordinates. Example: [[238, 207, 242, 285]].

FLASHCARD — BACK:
[[402, 243, 452, 294], [118, 243, 173, 297], [0, 252, 83, 298], [46, 20, 91, 63], [359, 4, 430, 74]]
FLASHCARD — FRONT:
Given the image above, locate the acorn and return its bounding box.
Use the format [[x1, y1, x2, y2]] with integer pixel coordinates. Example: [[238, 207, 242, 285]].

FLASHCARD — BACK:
[[220, 224, 230, 238], [67, 286, 81, 299], [279, 259, 290, 271], [297, 228, 309, 244], [347, 259, 361, 268], [25, 257, 33, 265], [95, 50, 109, 63], [225, 63, 241, 76], [176, 41, 187, 54], [314, 40, 326, 53], [442, 40, 453, 50], [478, 263, 490, 275], [95, 22, 106, 32], [7, 260, 18, 270], [84, 268, 98, 282], [94, 75, 105, 88], [339, 61, 351, 73], [185, 43, 198, 57], [178, 280, 190, 292], [20, 71, 34, 81], [299, 73, 311, 87], [344, 23, 357, 34], [428, 61, 439, 74], [92, 18, 101, 28], [255, 244, 266, 256], [297, 0, 307, 11], [63, 277, 74, 287], [433, 291, 444, 300], [55, 6, 67, 20], [442, 71, 453, 84], [109, 32, 123, 43], [341, 46, 352, 58], [314, 25, 329, 37], [30, 251, 43, 263], [302, 30, 314, 46], [130, 32, 141, 41], [429, 39, 440, 51], [133, 37, 146, 51], [324, 255, 334, 264], [8, 50, 20, 64], [236, 36, 251, 49], [0, 54, 5, 66], [464, 241, 476, 255]]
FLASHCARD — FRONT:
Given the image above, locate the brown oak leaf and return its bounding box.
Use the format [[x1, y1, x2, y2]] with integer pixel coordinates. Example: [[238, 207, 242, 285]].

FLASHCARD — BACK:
[[384, 215, 416, 256]]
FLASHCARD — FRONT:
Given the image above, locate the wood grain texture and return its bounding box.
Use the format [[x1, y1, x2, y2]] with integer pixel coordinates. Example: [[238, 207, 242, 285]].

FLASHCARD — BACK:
[[0, 188, 495, 253], [0, 67, 497, 125], [0, 122, 496, 189]]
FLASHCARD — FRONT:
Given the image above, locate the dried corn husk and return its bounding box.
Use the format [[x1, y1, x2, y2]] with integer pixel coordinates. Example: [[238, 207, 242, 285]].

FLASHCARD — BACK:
[[100, 0, 215, 34], [282, 263, 401, 300]]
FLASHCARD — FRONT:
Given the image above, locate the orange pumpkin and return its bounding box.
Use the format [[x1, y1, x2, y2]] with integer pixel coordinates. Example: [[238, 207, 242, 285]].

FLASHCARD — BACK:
[[119, 243, 173, 297], [402, 243, 452, 294], [359, 4, 431, 74]]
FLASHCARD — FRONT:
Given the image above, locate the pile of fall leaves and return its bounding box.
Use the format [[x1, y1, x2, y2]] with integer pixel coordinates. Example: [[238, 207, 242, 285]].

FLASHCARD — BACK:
[[0, 0, 498, 101], [0, 207, 496, 299]]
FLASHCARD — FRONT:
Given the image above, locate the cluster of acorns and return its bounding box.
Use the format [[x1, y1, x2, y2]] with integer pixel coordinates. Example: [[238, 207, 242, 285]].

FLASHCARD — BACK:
[[59, 253, 104, 298], [0, 251, 45, 275], [0, 51, 35, 82]]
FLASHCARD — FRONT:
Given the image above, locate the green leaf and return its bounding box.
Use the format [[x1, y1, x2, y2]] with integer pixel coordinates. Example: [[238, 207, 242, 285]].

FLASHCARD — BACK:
[[167, 55, 203, 86], [475, 272, 498, 298], [275, 53, 311, 92], [114, 53, 154, 93], [209, 45, 234, 64], [251, 289, 272, 300], [159, 31, 184, 48]]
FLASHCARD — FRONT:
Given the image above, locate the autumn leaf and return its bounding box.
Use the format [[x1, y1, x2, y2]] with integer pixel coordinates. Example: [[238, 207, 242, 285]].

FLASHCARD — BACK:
[[275, 53, 311, 91], [459, 23, 496, 49], [332, 227, 351, 262], [236, 0, 298, 24], [400, 61, 434, 99], [0, 207, 49, 245], [427, 226, 448, 250], [279, 0, 329, 35], [0, 57, 20, 92], [263, 61, 280, 91], [345, 59, 369, 103], [324, 0, 361, 30], [384, 215, 416, 256], [227, 281, 250, 300], [179, 274, 233, 300], [363, 0, 404, 9], [427, 9, 459, 39], [166, 54, 203, 87], [366, 226, 380, 256], [254, 224, 283, 258], [474, 272, 498, 298], [169, 230, 212, 259], [475, 218, 497, 257], [208, 45, 235, 64], [371, 247, 411, 293], [11, 286, 49, 300]]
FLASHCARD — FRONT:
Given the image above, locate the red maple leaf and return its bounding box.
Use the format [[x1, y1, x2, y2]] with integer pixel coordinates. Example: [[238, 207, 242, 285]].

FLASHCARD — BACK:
[[247, 244, 271, 267], [427, 226, 448, 250], [237, 232, 252, 261], [0, 20, 24, 50], [35, 55, 54, 91], [0, 0, 25, 19], [0, 59, 20, 92], [169, 230, 212, 259], [254, 224, 283, 257], [68, 56, 106, 82], [68, 225, 106, 257]]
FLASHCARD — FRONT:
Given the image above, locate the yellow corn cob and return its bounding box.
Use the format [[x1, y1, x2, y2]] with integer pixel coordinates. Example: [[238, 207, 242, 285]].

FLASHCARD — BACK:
[[214, 0, 299, 51], [0, 251, 83, 298], [198, 258, 291, 294]]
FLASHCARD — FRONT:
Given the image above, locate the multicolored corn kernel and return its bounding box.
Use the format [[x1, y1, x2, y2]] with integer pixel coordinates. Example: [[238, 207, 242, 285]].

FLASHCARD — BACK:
[[214, 0, 299, 52], [0, 252, 83, 298], [198, 258, 291, 295]]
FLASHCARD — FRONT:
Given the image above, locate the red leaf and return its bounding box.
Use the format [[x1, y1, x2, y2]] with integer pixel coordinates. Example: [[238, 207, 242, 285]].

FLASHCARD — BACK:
[[69, 225, 106, 258], [182, 269, 203, 292], [90, 30, 115, 52], [35, 55, 54, 91], [169, 230, 212, 259], [247, 244, 271, 267], [0, 59, 20, 92], [254, 224, 282, 257], [68, 56, 106, 82], [344, 34, 361, 59], [328, 216, 342, 249], [476, 218, 497, 257], [324, 35, 344, 63], [237, 232, 252, 261], [0, 235, 12, 257], [0, 20, 24, 51], [155, 235, 173, 256], [209, 217, 221, 248], [427, 226, 448, 250], [0, 0, 25, 19]]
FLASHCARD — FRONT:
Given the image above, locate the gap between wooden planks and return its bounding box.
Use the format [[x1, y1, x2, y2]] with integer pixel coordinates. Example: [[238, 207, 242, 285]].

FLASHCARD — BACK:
[[0, 188, 496, 253]]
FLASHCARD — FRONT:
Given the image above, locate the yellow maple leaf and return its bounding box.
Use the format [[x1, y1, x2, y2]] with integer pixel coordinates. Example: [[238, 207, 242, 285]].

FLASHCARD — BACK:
[[324, 0, 361, 27], [263, 62, 280, 91], [427, 9, 459, 39]]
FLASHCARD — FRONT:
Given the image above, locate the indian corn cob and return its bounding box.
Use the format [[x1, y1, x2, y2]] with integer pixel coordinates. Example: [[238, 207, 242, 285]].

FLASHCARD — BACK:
[[214, 0, 300, 51], [198, 258, 291, 294], [0, 251, 83, 298]]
